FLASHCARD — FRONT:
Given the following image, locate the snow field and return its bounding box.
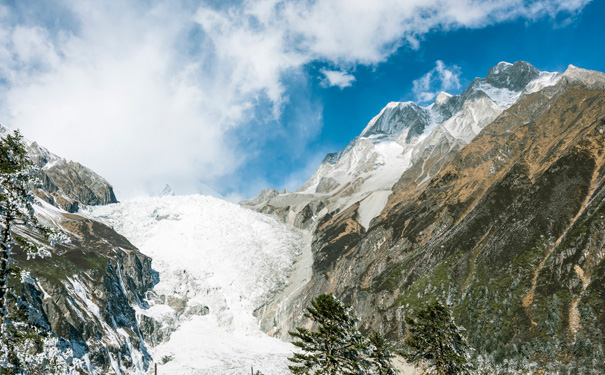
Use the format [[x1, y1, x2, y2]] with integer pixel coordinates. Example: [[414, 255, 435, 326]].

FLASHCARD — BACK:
[[88, 195, 306, 374]]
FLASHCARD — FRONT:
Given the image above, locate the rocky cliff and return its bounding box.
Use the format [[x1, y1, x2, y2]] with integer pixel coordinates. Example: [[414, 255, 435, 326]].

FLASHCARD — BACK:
[[8, 201, 156, 374], [1, 125, 119, 213], [1, 125, 153, 374], [27, 139, 119, 212]]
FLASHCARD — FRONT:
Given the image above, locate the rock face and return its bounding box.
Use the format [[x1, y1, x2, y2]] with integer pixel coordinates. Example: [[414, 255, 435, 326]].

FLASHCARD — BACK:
[[247, 63, 605, 373], [12, 205, 156, 374], [1, 126, 152, 373], [26, 141, 118, 212], [242, 61, 563, 234], [0, 126, 120, 213], [485, 61, 540, 91]]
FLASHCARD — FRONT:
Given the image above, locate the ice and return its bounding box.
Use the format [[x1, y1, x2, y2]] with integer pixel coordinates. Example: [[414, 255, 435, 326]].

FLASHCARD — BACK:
[[474, 81, 522, 109], [358, 190, 392, 229], [87, 195, 305, 375], [525, 71, 561, 94], [67, 276, 102, 321]]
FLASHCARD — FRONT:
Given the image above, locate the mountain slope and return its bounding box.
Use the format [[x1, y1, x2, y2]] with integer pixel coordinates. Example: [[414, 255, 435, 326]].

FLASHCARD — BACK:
[[8, 201, 155, 374], [280, 65, 605, 373], [242, 61, 563, 232], [1, 126, 151, 374], [1, 125, 118, 212]]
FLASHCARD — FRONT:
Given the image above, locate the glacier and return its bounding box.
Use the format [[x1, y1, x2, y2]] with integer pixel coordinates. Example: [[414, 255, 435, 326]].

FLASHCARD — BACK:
[[87, 195, 307, 375]]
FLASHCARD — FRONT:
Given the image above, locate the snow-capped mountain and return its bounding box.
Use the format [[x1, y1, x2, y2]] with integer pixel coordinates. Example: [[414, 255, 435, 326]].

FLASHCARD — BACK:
[[251, 62, 605, 374], [243, 61, 563, 230], [5, 60, 605, 375]]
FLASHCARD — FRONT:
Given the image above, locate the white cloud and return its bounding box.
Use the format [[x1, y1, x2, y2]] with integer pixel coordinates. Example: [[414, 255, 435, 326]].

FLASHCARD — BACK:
[[0, 0, 591, 198], [412, 60, 462, 103], [320, 69, 356, 89]]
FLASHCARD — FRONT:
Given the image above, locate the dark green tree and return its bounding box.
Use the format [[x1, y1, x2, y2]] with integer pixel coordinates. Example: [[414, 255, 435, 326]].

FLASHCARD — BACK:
[[1, 130, 37, 370], [288, 294, 370, 375], [368, 332, 398, 375], [402, 301, 472, 375], [0, 130, 66, 374]]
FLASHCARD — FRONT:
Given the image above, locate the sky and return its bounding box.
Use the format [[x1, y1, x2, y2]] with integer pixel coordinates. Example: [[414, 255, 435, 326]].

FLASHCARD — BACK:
[[0, 0, 603, 201]]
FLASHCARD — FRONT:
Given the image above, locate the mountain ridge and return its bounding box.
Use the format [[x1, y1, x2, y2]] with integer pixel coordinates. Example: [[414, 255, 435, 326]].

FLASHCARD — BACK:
[[245, 61, 605, 373]]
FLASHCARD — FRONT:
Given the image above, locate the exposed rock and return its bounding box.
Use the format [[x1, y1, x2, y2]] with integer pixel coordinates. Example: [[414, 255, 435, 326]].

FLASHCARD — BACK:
[[246, 63, 605, 373], [315, 177, 339, 194], [289, 81, 605, 372], [486, 61, 540, 91], [26, 141, 119, 212], [12, 208, 156, 374]]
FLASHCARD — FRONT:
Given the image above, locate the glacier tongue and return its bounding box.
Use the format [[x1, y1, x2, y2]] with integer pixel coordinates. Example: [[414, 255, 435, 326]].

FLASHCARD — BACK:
[[88, 195, 305, 375]]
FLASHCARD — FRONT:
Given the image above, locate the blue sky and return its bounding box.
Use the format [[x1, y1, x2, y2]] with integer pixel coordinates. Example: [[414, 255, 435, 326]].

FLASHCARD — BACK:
[[0, 0, 602, 200]]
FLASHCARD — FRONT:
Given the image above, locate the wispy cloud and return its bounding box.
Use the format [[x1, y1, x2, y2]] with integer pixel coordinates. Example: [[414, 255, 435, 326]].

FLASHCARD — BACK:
[[412, 61, 462, 103], [0, 0, 592, 198], [320, 69, 356, 89]]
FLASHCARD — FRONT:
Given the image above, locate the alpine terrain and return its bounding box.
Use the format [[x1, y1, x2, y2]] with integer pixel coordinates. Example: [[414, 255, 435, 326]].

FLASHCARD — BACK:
[[243, 61, 605, 374], [1, 60, 604, 374]]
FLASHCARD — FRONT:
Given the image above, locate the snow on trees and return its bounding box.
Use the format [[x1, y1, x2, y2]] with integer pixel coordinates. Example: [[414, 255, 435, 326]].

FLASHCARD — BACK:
[[288, 294, 372, 375], [402, 301, 472, 375], [0, 130, 66, 373]]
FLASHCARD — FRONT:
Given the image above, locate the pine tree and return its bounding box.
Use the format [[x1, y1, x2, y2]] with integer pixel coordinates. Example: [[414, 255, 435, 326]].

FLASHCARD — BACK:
[[402, 302, 472, 375], [0, 130, 65, 373], [288, 294, 370, 375], [368, 332, 398, 375]]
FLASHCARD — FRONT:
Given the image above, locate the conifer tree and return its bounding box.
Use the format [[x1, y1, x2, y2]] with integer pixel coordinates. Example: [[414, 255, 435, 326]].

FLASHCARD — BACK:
[[368, 332, 398, 375], [402, 301, 472, 375], [288, 294, 370, 375], [0, 130, 65, 373]]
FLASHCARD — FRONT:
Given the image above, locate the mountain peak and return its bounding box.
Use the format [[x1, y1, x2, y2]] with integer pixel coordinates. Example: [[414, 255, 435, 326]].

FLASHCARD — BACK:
[[561, 64, 605, 88], [435, 91, 452, 105], [162, 184, 175, 196], [485, 60, 540, 91]]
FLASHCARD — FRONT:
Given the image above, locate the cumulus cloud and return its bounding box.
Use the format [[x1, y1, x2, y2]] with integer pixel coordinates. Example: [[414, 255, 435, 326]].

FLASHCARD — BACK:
[[412, 61, 462, 103], [320, 69, 356, 89], [0, 0, 591, 198]]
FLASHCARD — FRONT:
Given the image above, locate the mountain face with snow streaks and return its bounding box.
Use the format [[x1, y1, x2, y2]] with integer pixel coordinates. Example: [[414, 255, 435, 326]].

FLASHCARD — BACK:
[[1, 125, 118, 213], [248, 62, 605, 373], [243, 61, 564, 234]]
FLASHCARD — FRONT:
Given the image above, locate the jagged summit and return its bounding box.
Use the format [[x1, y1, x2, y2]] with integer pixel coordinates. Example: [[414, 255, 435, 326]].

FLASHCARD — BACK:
[[360, 101, 429, 139], [161, 184, 175, 196], [561, 64, 605, 88], [243, 60, 600, 232], [485, 60, 540, 91], [434, 91, 452, 105]]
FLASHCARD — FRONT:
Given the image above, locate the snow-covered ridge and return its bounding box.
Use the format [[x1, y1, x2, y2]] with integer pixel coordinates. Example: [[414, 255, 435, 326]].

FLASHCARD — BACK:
[[304, 61, 563, 193], [88, 195, 306, 375], [253, 61, 567, 231]]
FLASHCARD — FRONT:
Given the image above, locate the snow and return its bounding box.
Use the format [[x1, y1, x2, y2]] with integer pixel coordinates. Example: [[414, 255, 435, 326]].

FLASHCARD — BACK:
[[87, 195, 306, 375], [441, 96, 502, 143], [525, 71, 561, 94], [474, 81, 522, 109], [358, 190, 392, 229], [435, 91, 452, 105], [68, 276, 102, 321], [153, 316, 295, 375]]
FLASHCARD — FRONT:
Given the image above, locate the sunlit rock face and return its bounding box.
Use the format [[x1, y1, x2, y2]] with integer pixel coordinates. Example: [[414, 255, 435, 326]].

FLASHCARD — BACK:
[[243, 62, 605, 373]]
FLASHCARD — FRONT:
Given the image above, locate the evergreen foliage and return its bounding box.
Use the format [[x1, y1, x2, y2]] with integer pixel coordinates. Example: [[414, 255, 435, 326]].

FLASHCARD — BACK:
[[0, 130, 66, 373], [367, 332, 398, 375], [288, 294, 371, 375], [402, 301, 472, 375]]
